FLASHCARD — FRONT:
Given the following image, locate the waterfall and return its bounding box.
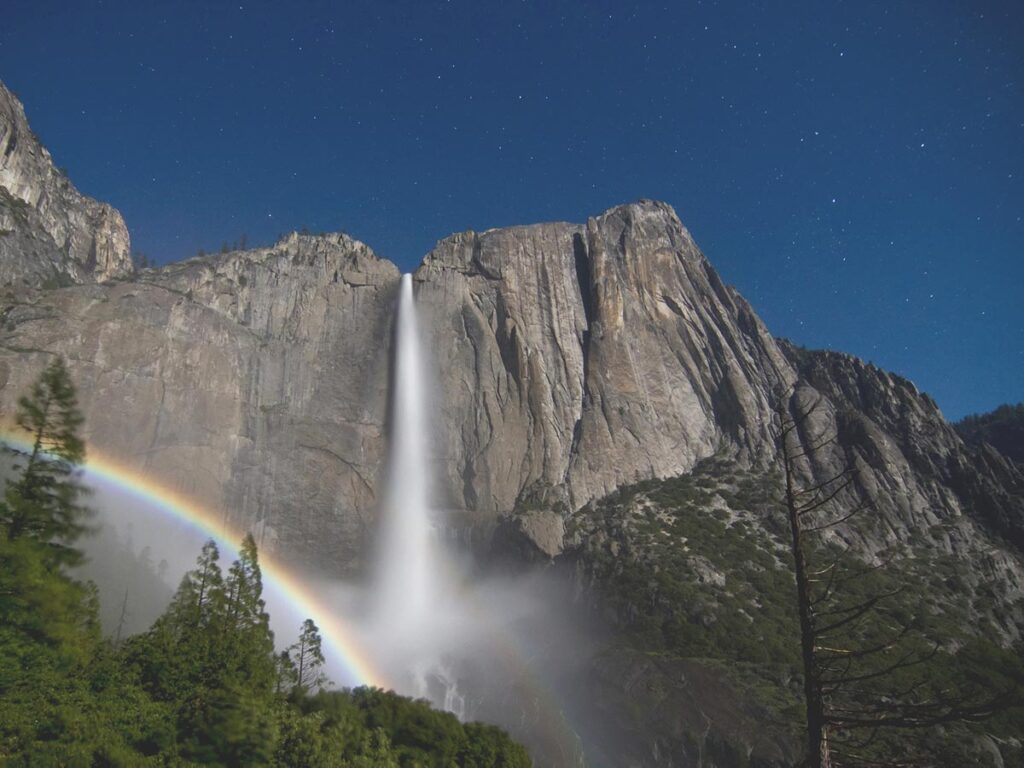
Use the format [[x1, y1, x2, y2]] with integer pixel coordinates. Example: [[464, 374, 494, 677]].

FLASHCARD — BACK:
[[370, 272, 470, 718], [376, 273, 437, 638]]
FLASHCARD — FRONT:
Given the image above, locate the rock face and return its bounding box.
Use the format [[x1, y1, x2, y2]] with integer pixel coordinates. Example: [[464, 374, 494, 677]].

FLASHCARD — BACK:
[[781, 345, 1024, 555], [0, 229, 399, 569], [3, 78, 1023, 766], [3, 201, 1022, 578], [415, 202, 790, 528], [0, 78, 1020, 587], [416, 204, 1023, 572], [0, 82, 132, 287]]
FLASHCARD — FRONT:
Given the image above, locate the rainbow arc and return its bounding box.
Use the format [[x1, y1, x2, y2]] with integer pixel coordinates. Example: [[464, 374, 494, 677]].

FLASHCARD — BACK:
[[0, 427, 389, 690]]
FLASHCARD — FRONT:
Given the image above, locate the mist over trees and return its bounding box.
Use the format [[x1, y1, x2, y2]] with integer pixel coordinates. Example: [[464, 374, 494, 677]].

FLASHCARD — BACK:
[[1, 359, 1019, 766], [74, 527, 173, 640], [0, 359, 531, 766]]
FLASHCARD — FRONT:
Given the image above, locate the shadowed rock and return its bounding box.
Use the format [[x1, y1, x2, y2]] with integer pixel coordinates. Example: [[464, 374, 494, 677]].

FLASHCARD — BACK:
[[0, 82, 132, 287]]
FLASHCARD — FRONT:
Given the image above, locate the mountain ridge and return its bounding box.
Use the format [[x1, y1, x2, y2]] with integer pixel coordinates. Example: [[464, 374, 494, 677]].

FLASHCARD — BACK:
[[0, 80, 1020, 575], [0, 81, 133, 287], [3, 78, 1023, 766], [0, 76, 1020, 602]]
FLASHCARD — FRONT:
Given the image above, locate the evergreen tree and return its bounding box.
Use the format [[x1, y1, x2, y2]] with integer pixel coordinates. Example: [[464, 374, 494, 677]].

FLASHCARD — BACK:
[[129, 539, 227, 702], [1, 356, 90, 567], [0, 359, 137, 762], [180, 538, 226, 634], [276, 649, 297, 694], [184, 535, 278, 764], [288, 618, 327, 693], [0, 358, 95, 663], [224, 534, 265, 630], [0, 366, 534, 765], [773, 390, 1016, 766], [220, 533, 276, 691]]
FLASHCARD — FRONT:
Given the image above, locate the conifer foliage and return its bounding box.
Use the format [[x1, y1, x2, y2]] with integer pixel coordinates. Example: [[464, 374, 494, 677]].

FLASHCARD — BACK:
[[288, 618, 328, 693], [126, 535, 279, 762], [2, 356, 89, 566], [773, 389, 1020, 766], [0, 361, 532, 766], [1, 357, 95, 672]]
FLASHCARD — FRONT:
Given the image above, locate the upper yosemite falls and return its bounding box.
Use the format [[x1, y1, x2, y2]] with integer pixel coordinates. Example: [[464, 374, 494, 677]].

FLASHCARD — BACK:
[[1, 65, 1022, 768], [2, 78, 1019, 570]]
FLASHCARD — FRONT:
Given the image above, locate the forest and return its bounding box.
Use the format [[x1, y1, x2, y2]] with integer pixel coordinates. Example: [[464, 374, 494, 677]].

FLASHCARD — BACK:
[[0, 357, 531, 767]]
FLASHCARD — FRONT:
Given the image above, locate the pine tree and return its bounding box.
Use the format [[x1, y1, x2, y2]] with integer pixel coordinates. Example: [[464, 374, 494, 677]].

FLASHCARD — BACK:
[[275, 649, 297, 694], [220, 533, 276, 691], [184, 538, 226, 633], [774, 389, 1016, 766], [149, 539, 225, 653], [130, 539, 226, 702], [0, 358, 95, 662], [187, 534, 277, 763], [287, 619, 327, 693], [0, 359, 117, 760], [224, 534, 265, 631], [1, 356, 90, 568], [129, 535, 280, 762]]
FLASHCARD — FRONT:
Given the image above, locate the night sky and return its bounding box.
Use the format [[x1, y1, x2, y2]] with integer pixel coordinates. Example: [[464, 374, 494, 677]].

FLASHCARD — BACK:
[[1, 1, 1020, 420]]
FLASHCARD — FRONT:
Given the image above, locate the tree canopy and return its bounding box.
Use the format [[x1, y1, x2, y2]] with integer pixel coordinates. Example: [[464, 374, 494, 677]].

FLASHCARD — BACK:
[[0, 359, 532, 767]]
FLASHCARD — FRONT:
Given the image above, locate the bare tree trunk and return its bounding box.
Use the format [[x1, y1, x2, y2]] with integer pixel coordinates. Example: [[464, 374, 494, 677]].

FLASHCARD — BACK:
[[114, 587, 130, 646], [779, 400, 828, 768], [771, 391, 1013, 765]]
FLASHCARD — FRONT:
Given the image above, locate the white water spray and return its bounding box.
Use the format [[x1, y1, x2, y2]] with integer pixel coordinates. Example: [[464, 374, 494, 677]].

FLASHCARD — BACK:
[[70, 270, 589, 761], [355, 274, 585, 761], [371, 274, 467, 712], [375, 273, 438, 640]]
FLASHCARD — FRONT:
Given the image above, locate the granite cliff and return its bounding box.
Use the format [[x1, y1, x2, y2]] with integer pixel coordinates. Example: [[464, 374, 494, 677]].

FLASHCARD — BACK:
[[0, 83, 132, 287], [0, 82, 1021, 581], [0, 230, 400, 568], [2, 79, 1023, 766]]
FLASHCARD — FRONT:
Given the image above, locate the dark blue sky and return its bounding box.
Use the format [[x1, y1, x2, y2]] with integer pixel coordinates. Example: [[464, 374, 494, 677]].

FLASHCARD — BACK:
[[1, 0, 1020, 420]]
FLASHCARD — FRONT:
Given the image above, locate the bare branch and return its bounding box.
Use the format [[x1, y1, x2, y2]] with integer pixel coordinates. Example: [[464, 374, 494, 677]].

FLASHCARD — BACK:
[[794, 467, 856, 499], [804, 501, 870, 532], [821, 646, 937, 688], [797, 476, 858, 516], [815, 589, 898, 619]]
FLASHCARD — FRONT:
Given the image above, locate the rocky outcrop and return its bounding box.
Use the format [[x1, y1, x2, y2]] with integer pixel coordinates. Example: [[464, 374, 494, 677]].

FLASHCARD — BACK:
[[0, 233, 400, 568], [0, 82, 132, 287], [0, 75, 1019, 584], [415, 202, 791, 526], [418, 203, 1024, 570], [2, 197, 1021, 582], [955, 403, 1024, 464], [779, 344, 1024, 568]]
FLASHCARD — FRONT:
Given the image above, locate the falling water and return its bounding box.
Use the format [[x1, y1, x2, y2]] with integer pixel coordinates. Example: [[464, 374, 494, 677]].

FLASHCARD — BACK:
[[373, 275, 466, 709], [376, 273, 437, 638], [372, 273, 467, 717]]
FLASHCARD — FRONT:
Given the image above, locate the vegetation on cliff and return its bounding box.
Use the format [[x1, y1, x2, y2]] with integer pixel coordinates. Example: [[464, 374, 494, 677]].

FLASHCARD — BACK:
[[566, 454, 1024, 766], [956, 402, 1024, 463]]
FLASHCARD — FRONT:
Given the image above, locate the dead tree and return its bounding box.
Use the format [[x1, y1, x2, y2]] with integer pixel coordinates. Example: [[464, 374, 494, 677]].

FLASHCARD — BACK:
[[773, 389, 1014, 767]]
